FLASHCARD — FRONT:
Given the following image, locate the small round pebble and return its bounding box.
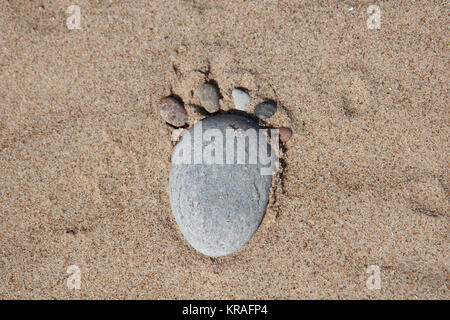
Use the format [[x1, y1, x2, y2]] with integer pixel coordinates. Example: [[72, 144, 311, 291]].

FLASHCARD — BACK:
[[278, 127, 292, 143], [158, 97, 188, 127], [199, 83, 220, 113], [254, 100, 277, 119], [232, 88, 250, 111]]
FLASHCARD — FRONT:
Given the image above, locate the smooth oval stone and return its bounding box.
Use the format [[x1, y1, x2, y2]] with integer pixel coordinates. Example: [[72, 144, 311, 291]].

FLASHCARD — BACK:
[[254, 100, 277, 119], [232, 88, 250, 111], [278, 127, 292, 143], [199, 83, 220, 113], [158, 97, 188, 127], [169, 114, 273, 257]]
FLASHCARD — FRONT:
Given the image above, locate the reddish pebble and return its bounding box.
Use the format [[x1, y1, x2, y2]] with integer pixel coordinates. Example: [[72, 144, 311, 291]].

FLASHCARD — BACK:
[[158, 97, 188, 127], [278, 127, 292, 143]]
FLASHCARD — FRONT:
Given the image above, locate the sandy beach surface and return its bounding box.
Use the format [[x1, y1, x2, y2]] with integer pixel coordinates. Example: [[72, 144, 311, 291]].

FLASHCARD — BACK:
[[0, 0, 448, 299]]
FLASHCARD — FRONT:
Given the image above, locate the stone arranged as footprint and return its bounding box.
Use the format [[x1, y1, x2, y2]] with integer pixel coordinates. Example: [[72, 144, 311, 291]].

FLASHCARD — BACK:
[[158, 82, 291, 257], [231, 88, 250, 111], [158, 97, 188, 127], [199, 82, 220, 113], [170, 114, 273, 257], [254, 100, 277, 119]]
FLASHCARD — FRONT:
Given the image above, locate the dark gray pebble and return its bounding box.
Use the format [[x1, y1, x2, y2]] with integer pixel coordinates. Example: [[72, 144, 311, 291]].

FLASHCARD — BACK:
[[254, 100, 277, 119]]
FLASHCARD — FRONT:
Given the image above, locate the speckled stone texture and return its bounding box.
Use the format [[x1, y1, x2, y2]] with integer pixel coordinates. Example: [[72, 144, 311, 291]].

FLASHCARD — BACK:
[[169, 114, 272, 257]]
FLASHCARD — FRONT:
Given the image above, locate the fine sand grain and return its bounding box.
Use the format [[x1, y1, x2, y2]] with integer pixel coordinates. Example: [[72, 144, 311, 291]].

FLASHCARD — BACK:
[[0, 0, 448, 299]]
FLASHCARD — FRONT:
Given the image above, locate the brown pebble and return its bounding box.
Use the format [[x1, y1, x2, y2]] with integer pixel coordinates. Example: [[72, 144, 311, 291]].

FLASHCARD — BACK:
[[278, 127, 292, 143], [158, 97, 188, 127]]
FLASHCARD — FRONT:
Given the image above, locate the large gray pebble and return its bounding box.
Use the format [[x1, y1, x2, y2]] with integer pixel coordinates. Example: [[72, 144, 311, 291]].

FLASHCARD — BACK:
[[199, 83, 220, 113], [169, 114, 273, 257]]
